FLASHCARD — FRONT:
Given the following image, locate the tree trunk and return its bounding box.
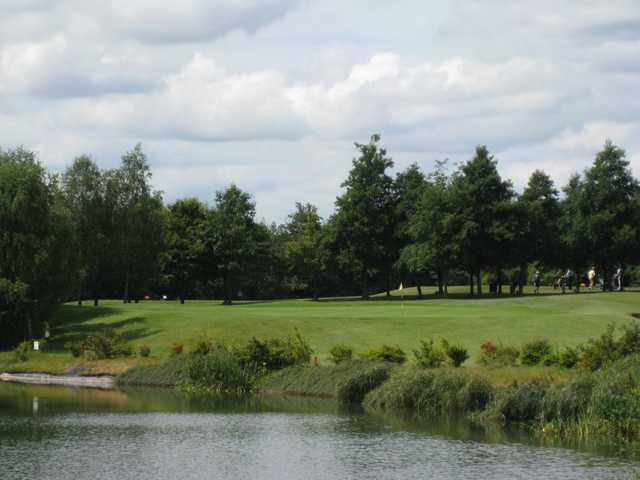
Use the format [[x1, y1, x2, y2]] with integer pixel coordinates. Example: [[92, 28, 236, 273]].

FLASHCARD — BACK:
[[94, 297, 99, 307], [123, 271, 131, 303], [27, 312, 33, 340], [437, 271, 444, 296], [417, 284, 423, 299], [469, 272, 474, 296], [476, 269, 482, 296], [223, 269, 232, 305], [574, 266, 581, 293], [497, 267, 502, 296], [385, 270, 391, 297], [362, 272, 369, 300]]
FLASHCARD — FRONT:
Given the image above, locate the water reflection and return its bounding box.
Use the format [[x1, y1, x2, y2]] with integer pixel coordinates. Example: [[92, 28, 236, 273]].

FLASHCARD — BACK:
[[1, 382, 639, 480]]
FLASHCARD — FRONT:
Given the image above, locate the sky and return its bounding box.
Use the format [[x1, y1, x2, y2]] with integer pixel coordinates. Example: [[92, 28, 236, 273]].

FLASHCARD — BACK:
[[1, 0, 640, 223]]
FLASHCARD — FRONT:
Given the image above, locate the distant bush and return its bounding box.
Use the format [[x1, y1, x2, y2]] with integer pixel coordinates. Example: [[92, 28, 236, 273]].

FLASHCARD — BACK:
[[520, 339, 553, 366], [576, 323, 640, 371], [138, 345, 151, 357], [169, 342, 184, 356], [76, 330, 132, 360], [185, 349, 256, 393], [336, 365, 390, 404], [442, 340, 469, 367], [413, 339, 446, 368], [361, 345, 406, 364], [237, 331, 312, 371], [559, 346, 580, 369], [478, 341, 519, 367], [189, 339, 214, 356], [329, 344, 353, 364], [66, 341, 82, 358], [13, 340, 31, 362]]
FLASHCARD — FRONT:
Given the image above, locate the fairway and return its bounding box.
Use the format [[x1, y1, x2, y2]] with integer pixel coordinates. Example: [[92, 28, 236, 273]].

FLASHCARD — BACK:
[[45, 287, 640, 363]]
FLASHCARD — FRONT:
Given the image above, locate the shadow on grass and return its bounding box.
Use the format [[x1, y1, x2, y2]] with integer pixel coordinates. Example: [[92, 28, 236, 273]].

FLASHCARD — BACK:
[[314, 289, 618, 303], [47, 311, 160, 352]]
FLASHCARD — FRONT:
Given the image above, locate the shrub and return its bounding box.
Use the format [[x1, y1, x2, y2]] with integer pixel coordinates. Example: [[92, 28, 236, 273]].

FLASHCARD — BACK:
[[169, 342, 184, 356], [616, 322, 640, 358], [80, 330, 132, 360], [361, 345, 406, 364], [478, 341, 519, 367], [559, 346, 580, 369], [541, 351, 560, 367], [138, 345, 151, 357], [336, 365, 390, 404], [590, 354, 640, 433], [443, 341, 469, 367], [413, 339, 446, 368], [237, 331, 312, 371], [579, 324, 618, 371], [185, 349, 256, 393], [520, 339, 553, 366], [13, 340, 31, 362], [189, 339, 214, 356], [329, 344, 353, 364], [66, 341, 83, 358]]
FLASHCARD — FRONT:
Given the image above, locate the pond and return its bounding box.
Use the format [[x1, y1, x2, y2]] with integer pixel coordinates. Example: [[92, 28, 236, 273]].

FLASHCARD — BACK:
[[1, 382, 639, 480]]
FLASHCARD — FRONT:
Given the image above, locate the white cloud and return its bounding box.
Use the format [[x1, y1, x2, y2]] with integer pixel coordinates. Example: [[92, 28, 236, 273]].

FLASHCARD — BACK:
[[0, 1, 639, 221]]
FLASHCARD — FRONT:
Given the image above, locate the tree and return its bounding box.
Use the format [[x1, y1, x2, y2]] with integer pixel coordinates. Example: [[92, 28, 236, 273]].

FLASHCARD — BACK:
[[284, 203, 325, 300], [333, 134, 397, 298], [579, 141, 640, 289], [62, 155, 106, 306], [207, 184, 259, 305], [105, 144, 165, 302], [395, 163, 427, 294], [0, 148, 74, 347], [164, 198, 208, 304], [403, 160, 456, 297], [519, 170, 561, 269], [560, 174, 591, 292], [449, 146, 514, 295]]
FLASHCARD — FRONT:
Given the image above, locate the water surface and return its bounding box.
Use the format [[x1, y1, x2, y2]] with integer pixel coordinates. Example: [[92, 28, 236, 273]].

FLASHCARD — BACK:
[[1, 383, 638, 480]]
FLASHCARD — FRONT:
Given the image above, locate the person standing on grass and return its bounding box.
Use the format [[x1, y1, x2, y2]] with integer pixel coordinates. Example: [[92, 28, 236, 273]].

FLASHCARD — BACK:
[[588, 266, 596, 290], [533, 270, 541, 294], [615, 266, 624, 291], [565, 269, 574, 291]]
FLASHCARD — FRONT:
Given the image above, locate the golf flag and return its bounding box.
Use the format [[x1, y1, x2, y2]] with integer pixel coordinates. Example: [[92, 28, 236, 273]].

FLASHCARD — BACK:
[[398, 282, 404, 292]]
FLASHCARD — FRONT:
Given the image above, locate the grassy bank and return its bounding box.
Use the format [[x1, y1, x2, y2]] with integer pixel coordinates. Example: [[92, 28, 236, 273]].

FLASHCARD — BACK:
[[2, 287, 638, 375]]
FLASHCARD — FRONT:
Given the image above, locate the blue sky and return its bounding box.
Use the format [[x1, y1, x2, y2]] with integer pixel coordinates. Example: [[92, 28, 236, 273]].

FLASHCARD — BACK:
[[1, 0, 639, 222]]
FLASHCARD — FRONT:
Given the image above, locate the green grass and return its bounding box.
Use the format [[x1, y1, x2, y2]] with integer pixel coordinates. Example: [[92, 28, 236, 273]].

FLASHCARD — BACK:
[[2, 286, 639, 374]]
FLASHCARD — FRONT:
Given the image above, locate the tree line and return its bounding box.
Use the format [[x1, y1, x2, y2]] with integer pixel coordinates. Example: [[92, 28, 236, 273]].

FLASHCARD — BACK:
[[1, 136, 639, 348]]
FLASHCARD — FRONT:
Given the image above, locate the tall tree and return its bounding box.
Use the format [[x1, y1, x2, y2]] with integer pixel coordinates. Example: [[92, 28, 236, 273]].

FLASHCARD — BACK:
[[519, 170, 561, 270], [402, 160, 456, 297], [0, 148, 73, 347], [62, 155, 106, 306], [207, 184, 259, 305], [449, 146, 514, 295], [395, 163, 427, 293], [164, 198, 208, 304], [284, 203, 325, 300], [580, 141, 640, 288], [106, 144, 165, 302], [333, 134, 396, 298]]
